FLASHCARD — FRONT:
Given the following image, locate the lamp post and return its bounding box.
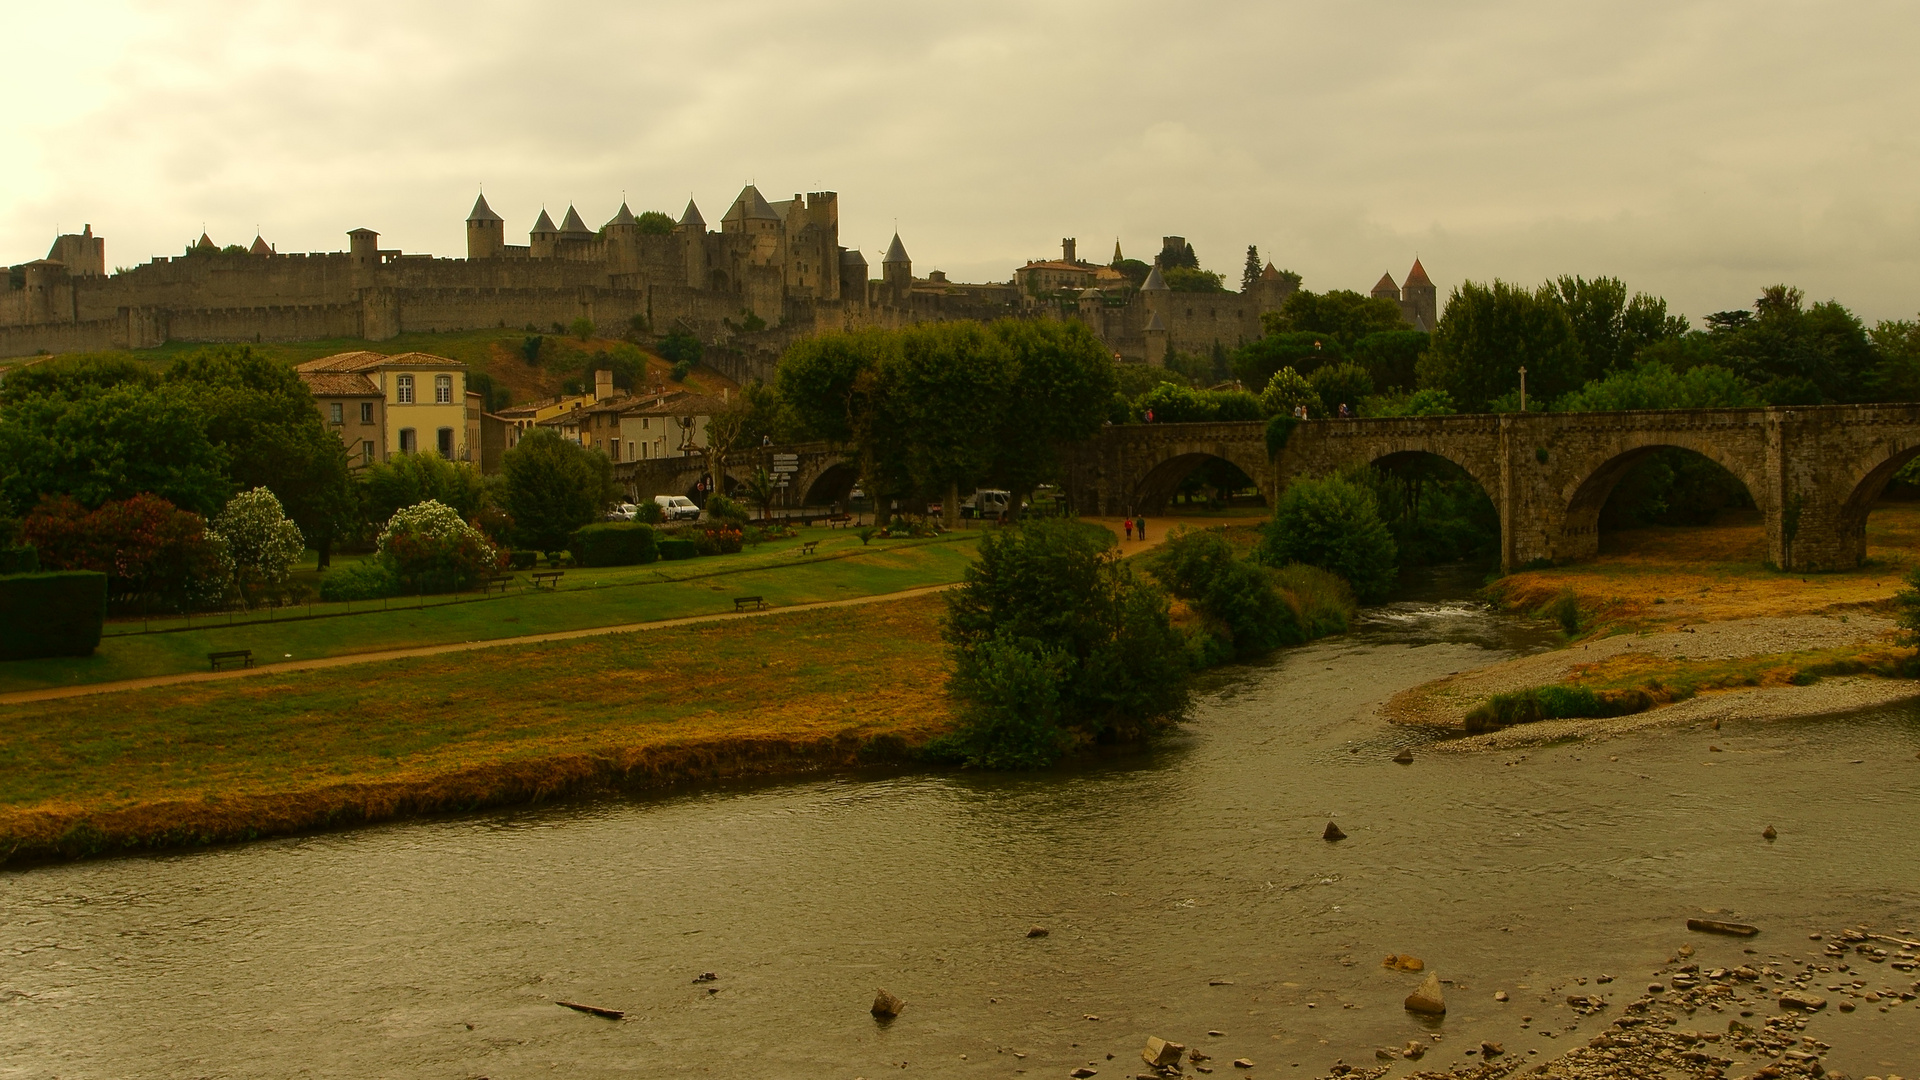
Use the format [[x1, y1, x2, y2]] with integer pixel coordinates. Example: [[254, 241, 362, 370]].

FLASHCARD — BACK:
[[1518, 366, 1528, 413]]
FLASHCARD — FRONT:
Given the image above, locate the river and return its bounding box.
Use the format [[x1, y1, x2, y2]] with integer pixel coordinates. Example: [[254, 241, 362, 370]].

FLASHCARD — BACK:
[[4, 576, 1919, 1079]]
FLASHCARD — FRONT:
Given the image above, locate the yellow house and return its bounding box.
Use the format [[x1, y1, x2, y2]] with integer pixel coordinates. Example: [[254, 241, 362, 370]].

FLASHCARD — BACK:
[[297, 351, 478, 463]]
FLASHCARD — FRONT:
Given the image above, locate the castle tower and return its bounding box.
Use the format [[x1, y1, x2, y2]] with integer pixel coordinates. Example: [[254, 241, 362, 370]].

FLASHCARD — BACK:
[[1371, 272, 1400, 302], [1252, 261, 1298, 314], [1402, 259, 1437, 331], [1111, 239, 1123, 265], [466, 193, 505, 259], [839, 247, 869, 303], [677, 199, 708, 289], [348, 228, 380, 284], [1140, 261, 1169, 325], [529, 209, 558, 259], [46, 225, 105, 276], [248, 234, 273, 256], [882, 233, 912, 304], [557, 206, 593, 242], [1062, 237, 1077, 264], [1144, 310, 1168, 368]]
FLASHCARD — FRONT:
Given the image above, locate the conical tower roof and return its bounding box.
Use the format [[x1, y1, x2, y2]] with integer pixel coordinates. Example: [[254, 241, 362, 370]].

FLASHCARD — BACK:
[[1405, 258, 1432, 287], [728, 184, 780, 222], [1260, 261, 1283, 280], [883, 233, 910, 264], [1112, 239, 1123, 264], [1372, 272, 1400, 295], [249, 235, 273, 255], [607, 202, 637, 228], [193, 232, 217, 252], [1141, 264, 1169, 291], [531, 209, 557, 234], [679, 199, 705, 228], [467, 193, 503, 224], [841, 247, 869, 269], [558, 205, 591, 237], [1145, 311, 1166, 331]]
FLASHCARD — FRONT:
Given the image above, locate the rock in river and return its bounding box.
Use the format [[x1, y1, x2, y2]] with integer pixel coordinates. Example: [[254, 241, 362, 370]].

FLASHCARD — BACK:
[[1778, 990, 1827, 1011], [871, 989, 905, 1018], [1404, 973, 1447, 1015], [1142, 1037, 1186, 1067], [1324, 821, 1347, 842]]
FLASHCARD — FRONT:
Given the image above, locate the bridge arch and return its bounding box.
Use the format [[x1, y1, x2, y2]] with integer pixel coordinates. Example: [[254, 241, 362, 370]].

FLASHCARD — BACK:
[[1831, 439, 1920, 566], [800, 460, 859, 506], [1131, 449, 1271, 513], [1558, 435, 1770, 558]]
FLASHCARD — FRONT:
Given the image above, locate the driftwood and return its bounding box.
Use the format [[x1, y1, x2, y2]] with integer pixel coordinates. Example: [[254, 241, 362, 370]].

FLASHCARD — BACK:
[[1868, 933, 1920, 949], [555, 999, 624, 1020], [1687, 918, 1759, 937]]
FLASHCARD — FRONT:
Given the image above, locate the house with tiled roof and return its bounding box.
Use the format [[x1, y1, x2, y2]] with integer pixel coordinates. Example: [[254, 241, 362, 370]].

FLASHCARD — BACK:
[[295, 350, 477, 467]]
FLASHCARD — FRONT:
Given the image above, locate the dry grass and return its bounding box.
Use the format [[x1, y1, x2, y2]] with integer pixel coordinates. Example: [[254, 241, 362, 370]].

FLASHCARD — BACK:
[[1488, 504, 1920, 634], [0, 593, 956, 864], [1559, 639, 1913, 702]]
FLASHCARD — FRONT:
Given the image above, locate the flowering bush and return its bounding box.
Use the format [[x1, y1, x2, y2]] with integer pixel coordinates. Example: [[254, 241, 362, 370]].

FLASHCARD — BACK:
[[210, 487, 306, 605], [23, 494, 233, 611], [378, 500, 502, 592], [696, 526, 744, 555]]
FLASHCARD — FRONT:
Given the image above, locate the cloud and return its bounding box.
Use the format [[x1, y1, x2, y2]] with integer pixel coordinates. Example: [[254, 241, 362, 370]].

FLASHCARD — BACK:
[[4, 0, 1917, 321]]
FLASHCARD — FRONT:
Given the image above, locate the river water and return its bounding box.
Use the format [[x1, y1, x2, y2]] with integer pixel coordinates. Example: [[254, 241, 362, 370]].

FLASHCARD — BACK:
[[5, 577, 1920, 1079]]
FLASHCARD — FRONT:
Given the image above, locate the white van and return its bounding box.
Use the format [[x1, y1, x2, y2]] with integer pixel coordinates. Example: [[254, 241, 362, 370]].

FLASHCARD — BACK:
[[960, 489, 1013, 518], [655, 495, 702, 521]]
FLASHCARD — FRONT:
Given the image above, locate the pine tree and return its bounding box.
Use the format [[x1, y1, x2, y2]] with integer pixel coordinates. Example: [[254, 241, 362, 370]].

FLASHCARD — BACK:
[[1242, 245, 1261, 293]]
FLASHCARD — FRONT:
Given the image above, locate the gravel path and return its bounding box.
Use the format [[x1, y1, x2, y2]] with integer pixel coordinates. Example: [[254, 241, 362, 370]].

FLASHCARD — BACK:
[[1380, 613, 1908, 742]]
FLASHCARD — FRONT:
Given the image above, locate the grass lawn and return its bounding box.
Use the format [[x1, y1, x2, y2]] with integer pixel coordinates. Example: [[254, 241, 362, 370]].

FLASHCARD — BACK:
[[1, 532, 981, 695], [1489, 502, 1920, 633], [0, 592, 957, 861]]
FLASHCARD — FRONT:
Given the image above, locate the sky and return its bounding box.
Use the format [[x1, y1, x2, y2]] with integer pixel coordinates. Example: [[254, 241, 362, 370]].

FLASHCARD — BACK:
[[5, 0, 1918, 324]]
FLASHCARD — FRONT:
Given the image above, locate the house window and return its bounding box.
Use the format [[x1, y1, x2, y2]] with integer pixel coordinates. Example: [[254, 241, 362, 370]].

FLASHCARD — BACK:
[[396, 374, 414, 403], [437, 427, 454, 457], [329, 402, 344, 424], [628, 441, 635, 460], [360, 440, 374, 465], [399, 427, 416, 453], [435, 375, 453, 404], [360, 401, 374, 423]]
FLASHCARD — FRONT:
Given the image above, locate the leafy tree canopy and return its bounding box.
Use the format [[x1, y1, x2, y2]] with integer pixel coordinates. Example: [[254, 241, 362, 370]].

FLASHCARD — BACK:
[[0, 380, 230, 517], [1164, 267, 1226, 293], [1259, 472, 1399, 602], [1263, 289, 1407, 345], [637, 211, 676, 236], [501, 428, 615, 554]]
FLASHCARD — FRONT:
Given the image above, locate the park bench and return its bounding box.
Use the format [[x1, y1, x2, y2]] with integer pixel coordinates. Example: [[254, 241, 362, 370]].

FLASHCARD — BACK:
[[480, 573, 514, 593], [530, 571, 564, 590], [208, 649, 253, 671], [825, 513, 852, 528], [733, 595, 768, 612], [799, 540, 819, 555]]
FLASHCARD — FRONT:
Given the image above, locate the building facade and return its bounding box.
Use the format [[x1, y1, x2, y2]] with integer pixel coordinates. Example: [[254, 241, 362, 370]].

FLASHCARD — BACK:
[[295, 351, 478, 465]]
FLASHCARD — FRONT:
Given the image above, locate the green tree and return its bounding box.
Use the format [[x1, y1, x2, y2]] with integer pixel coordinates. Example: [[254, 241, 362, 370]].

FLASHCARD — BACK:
[[1554, 362, 1757, 412], [363, 451, 492, 526], [1164, 267, 1226, 292], [501, 428, 615, 555], [1264, 289, 1407, 344], [1232, 331, 1342, 389], [878, 322, 1017, 527], [1110, 258, 1152, 288], [1241, 245, 1262, 293], [1705, 285, 1877, 404], [164, 346, 356, 566], [988, 319, 1116, 507], [1307, 363, 1373, 416], [1551, 275, 1689, 377], [659, 329, 704, 379], [0, 353, 153, 404], [1419, 280, 1584, 412], [1349, 330, 1430, 393], [1258, 367, 1320, 418], [1146, 527, 1304, 660], [0, 381, 230, 517], [1872, 317, 1920, 401], [1259, 472, 1398, 601], [637, 211, 676, 235], [209, 486, 306, 604]]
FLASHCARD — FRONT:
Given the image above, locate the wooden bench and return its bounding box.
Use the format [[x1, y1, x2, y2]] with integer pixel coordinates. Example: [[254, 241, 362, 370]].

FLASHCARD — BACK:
[[480, 573, 514, 593], [825, 513, 852, 529], [799, 540, 819, 555], [530, 571, 564, 590], [733, 595, 768, 612], [208, 649, 253, 671]]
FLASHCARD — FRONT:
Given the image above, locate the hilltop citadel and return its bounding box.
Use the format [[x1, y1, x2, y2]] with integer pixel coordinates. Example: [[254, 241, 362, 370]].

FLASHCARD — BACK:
[[1, 185, 1432, 379]]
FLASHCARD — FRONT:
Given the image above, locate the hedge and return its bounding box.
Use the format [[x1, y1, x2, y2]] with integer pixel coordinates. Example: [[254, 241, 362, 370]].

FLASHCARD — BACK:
[[318, 560, 400, 601], [572, 523, 660, 567], [0, 545, 40, 575], [0, 571, 107, 659], [508, 551, 539, 570], [657, 537, 699, 560]]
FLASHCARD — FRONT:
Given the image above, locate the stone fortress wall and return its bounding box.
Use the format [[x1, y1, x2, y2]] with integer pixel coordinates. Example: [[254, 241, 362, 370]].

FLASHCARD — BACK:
[[2, 190, 1432, 381]]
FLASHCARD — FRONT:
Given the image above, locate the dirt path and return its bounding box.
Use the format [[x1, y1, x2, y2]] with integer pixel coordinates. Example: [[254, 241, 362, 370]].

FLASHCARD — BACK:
[[1083, 514, 1261, 552], [0, 583, 963, 709]]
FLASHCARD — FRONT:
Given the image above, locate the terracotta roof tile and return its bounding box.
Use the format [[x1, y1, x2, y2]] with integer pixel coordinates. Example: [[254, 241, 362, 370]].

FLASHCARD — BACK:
[[299, 371, 380, 395]]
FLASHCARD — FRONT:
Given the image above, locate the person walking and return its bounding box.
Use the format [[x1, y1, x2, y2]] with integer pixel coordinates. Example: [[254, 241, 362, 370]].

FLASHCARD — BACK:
[[1124, 516, 1134, 541], [1135, 513, 1147, 543]]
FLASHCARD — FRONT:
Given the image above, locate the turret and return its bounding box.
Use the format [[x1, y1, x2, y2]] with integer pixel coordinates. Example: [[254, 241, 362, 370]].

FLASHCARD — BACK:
[[678, 200, 707, 289], [839, 247, 869, 303], [1371, 272, 1400, 301], [882, 233, 911, 304], [1139, 261, 1169, 324], [1402, 259, 1437, 331], [348, 228, 380, 283], [466, 193, 505, 259], [557, 206, 593, 243], [1144, 310, 1168, 368], [529, 209, 558, 258]]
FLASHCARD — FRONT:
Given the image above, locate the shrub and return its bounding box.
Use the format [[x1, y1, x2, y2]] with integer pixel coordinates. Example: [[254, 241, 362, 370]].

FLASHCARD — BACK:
[[0, 545, 38, 574], [634, 500, 663, 524], [1259, 366, 1319, 418], [1259, 473, 1398, 602], [209, 486, 306, 604], [377, 500, 501, 592], [657, 537, 699, 560], [0, 571, 106, 659], [1307, 362, 1374, 416], [695, 526, 743, 555], [704, 494, 749, 526], [1148, 527, 1350, 661], [571, 522, 659, 567], [508, 551, 540, 570], [502, 428, 615, 555], [1462, 685, 1654, 733], [22, 494, 231, 611], [925, 634, 1069, 769], [317, 560, 399, 601], [1267, 563, 1353, 639]]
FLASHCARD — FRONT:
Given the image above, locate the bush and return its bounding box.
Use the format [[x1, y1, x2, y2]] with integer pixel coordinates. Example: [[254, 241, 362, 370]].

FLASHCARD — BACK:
[[925, 634, 1069, 769], [209, 486, 306, 604], [658, 537, 699, 560], [571, 522, 659, 567], [1259, 473, 1398, 602], [508, 550, 540, 570], [1307, 362, 1374, 416], [694, 526, 743, 555], [377, 500, 501, 593], [0, 571, 106, 658], [704, 493, 749, 526], [634, 500, 663, 524], [0, 545, 39, 574], [1463, 685, 1653, 733], [22, 494, 231, 611], [317, 560, 400, 601], [1259, 366, 1319, 417], [1148, 528, 1355, 662]]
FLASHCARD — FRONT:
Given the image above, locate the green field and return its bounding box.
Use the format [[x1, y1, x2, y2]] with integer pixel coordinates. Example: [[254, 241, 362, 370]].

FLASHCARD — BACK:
[[0, 531, 980, 695]]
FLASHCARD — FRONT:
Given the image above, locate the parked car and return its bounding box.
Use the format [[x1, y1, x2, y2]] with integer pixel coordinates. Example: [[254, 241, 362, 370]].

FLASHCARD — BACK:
[[606, 503, 639, 521], [655, 495, 702, 521], [960, 489, 1014, 518]]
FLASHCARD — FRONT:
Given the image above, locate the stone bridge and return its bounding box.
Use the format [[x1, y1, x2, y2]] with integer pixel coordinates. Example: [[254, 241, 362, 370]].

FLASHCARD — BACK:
[[1060, 405, 1920, 572], [613, 440, 857, 510]]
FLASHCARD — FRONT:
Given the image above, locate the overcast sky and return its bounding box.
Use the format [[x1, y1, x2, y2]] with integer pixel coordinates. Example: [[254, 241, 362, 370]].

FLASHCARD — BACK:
[[6, 0, 1917, 324]]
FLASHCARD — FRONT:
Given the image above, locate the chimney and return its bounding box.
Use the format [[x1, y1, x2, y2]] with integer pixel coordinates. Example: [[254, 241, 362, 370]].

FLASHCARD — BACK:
[[1062, 237, 1076, 264], [595, 369, 613, 400]]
